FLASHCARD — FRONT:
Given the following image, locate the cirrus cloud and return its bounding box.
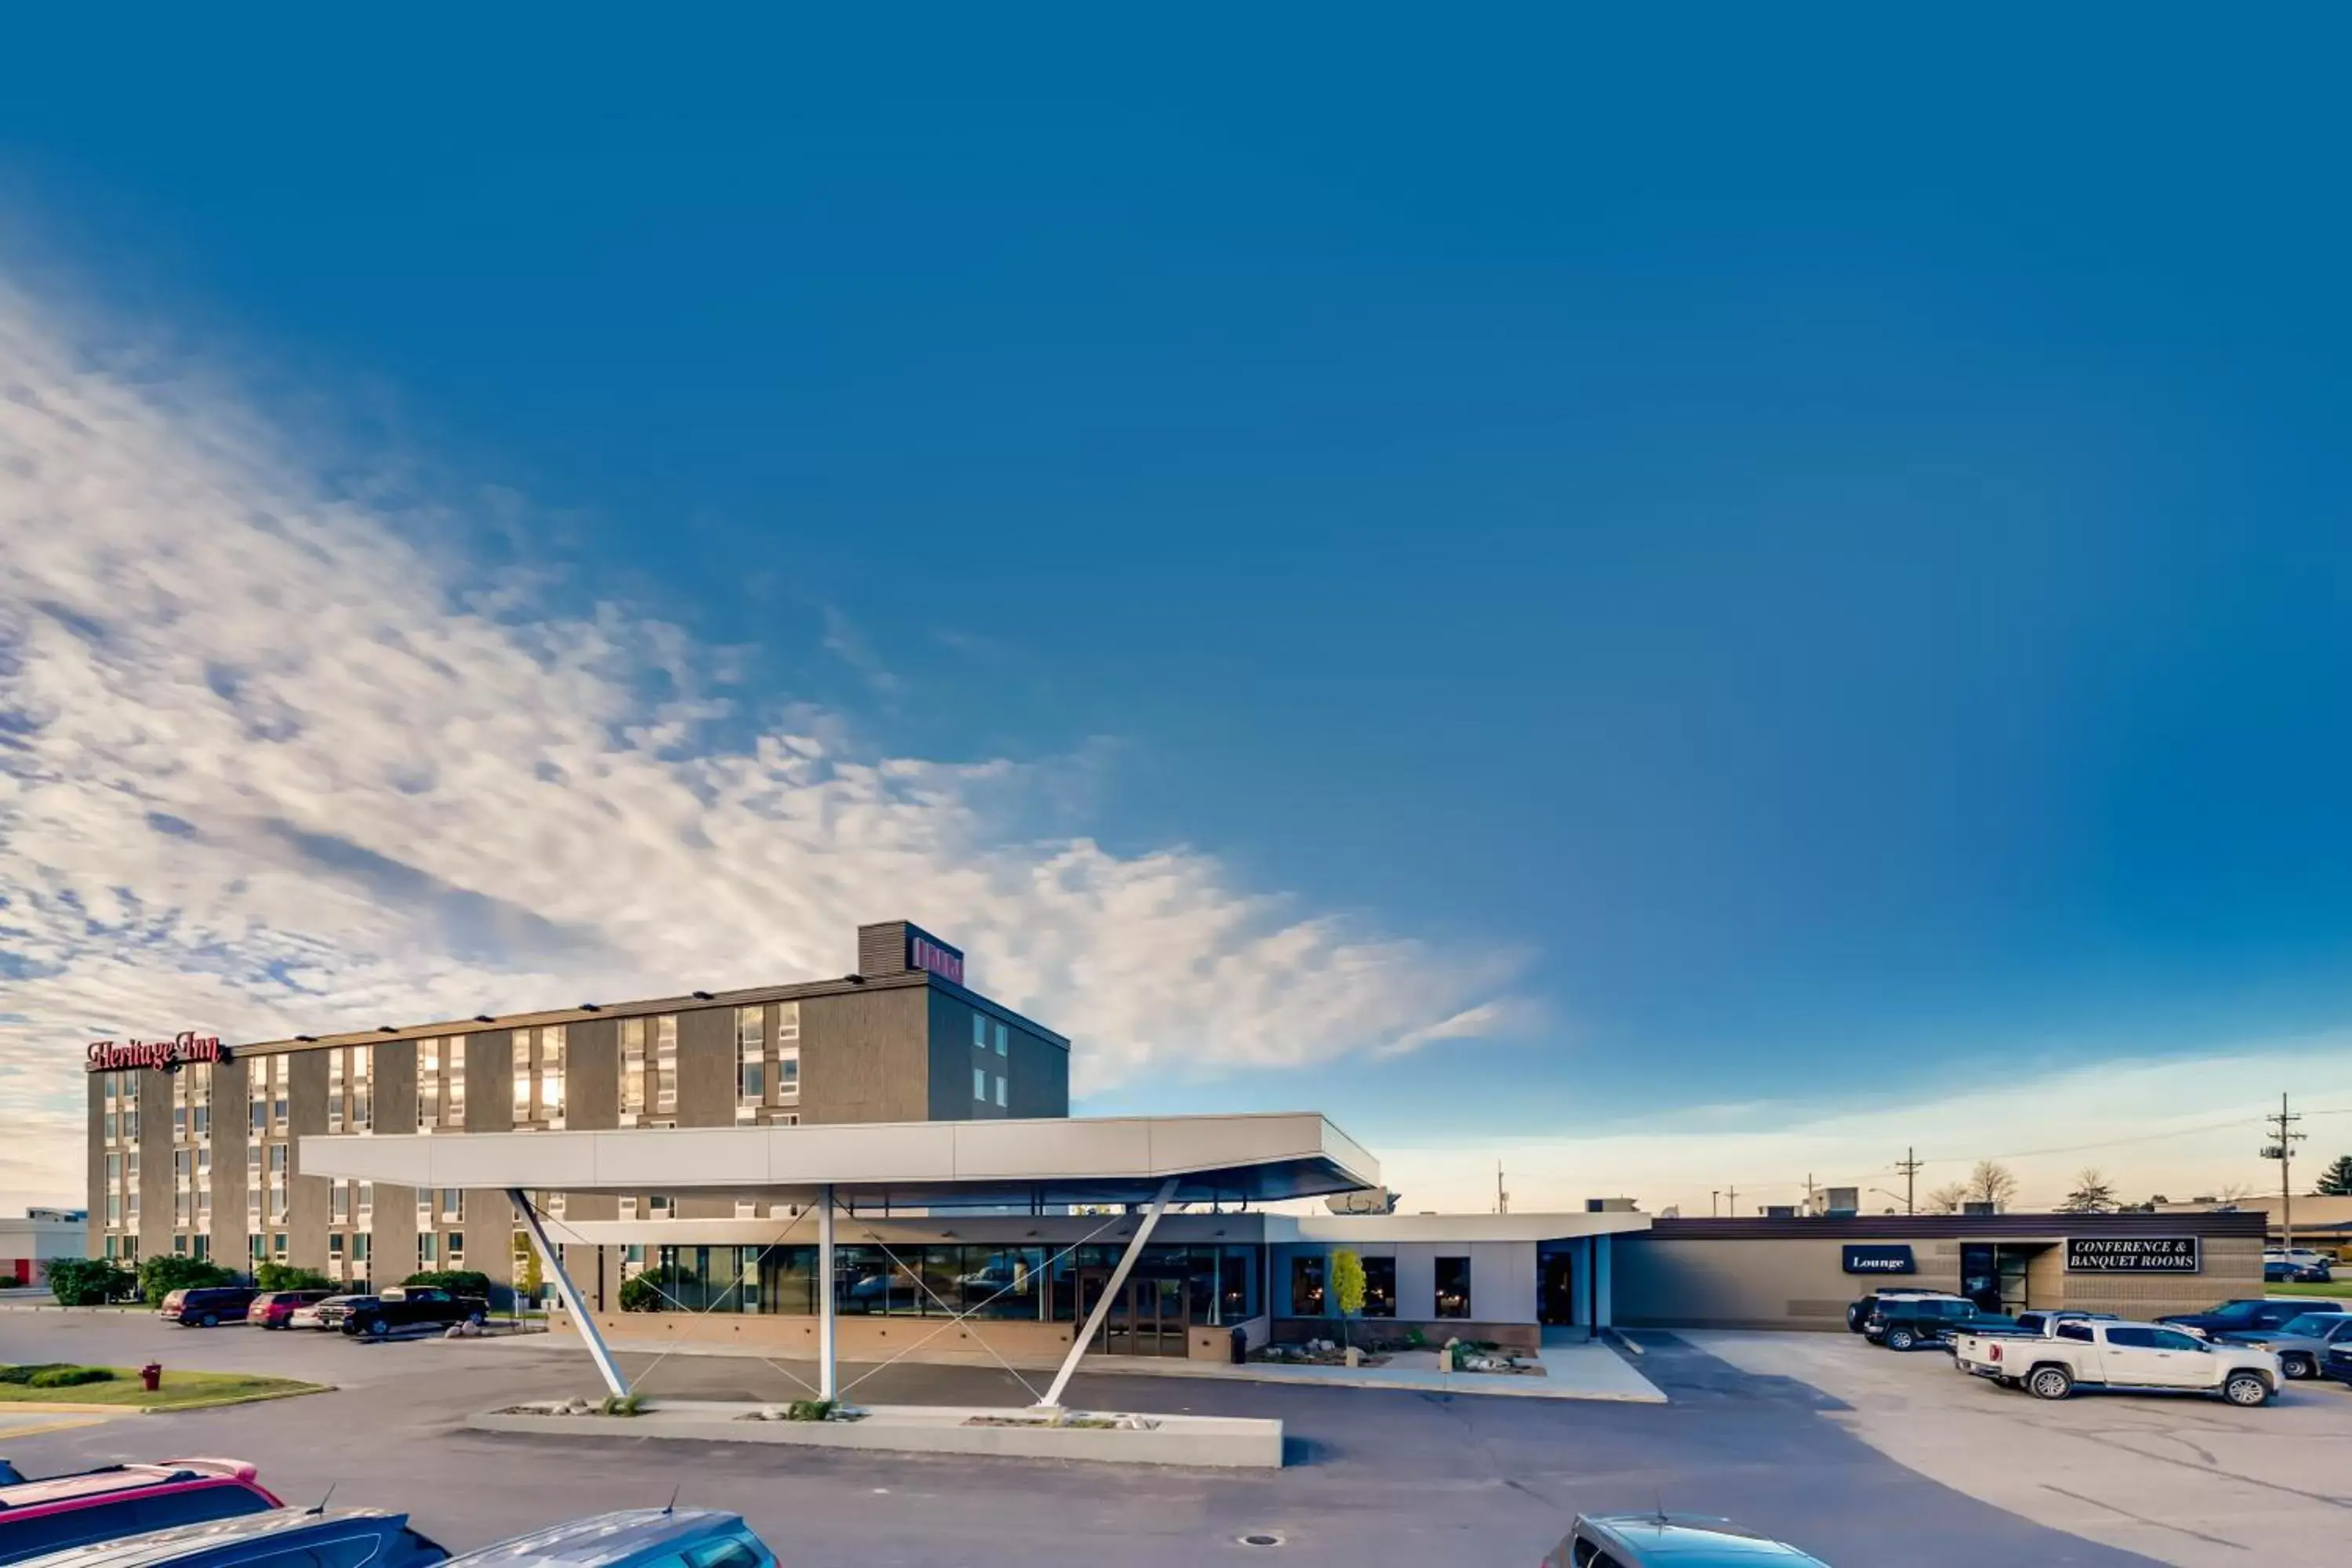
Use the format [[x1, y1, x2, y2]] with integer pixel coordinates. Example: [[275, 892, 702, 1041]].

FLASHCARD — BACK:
[[0, 278, 1530, 1202]]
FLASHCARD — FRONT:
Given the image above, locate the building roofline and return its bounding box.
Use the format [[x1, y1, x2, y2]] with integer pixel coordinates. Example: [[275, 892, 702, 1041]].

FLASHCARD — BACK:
[[1641, 1212, 2269, 1240], [228, 968, 1071, 1057]]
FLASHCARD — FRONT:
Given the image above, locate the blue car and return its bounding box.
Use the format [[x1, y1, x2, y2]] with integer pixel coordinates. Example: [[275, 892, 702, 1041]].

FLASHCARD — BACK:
[[1545, 1512, 1827, 1566], [11, 1508, 444, 1568], [445, 1512, 775, 1568]]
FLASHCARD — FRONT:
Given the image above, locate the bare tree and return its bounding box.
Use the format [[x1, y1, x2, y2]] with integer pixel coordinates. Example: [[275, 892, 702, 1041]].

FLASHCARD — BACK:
[[2056, 1168, 2118, 1214], [2216, 1181, 2256, 1203], [1964, 1160, 2020, 1210], [1922, 1181, 1969, 1214]]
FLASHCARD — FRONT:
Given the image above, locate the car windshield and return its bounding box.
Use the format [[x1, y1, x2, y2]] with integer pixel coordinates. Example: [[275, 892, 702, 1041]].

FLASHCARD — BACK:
[[2278, 1314, 2339, 1336]]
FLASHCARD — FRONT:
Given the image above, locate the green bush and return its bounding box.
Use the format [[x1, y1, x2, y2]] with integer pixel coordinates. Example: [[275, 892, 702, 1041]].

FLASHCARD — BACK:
[[597, 1393, 644, 1416], [255, 1264, 332, 1294], [617, 1274, 664, 1313], [136, 1255, 234, 1308], [401, 1269, 492, 1298], [27, 1366, 113, 1389], [785, 1399, 837, 1421], [45, 1258, 136, 1307], [0, 1364, 71, 1385]]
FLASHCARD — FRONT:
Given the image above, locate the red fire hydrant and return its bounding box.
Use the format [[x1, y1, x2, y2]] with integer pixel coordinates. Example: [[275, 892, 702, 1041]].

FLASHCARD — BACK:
[[140, 1363, 162, 1392]]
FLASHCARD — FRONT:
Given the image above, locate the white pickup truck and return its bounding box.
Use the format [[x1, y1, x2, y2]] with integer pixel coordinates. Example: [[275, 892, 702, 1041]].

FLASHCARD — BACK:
[[1953, 1319, 2278, 1406]]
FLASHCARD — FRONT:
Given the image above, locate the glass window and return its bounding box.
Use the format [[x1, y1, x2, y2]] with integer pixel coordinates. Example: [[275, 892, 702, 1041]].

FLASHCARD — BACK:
[[442, 1188, 463, 1221], [622, 1017, 647, 1116], [1435, 1256, 1472, 1319], [272, 1233, 289, 1263], [778, 1047, 800, 1099], [513, 1027, 534, 1125], [994, 1022, 1007, 1054], [776, 1002, 800, 1042], [331, 1179, 350, 1224], [350, 1046, 372, 1132], [2104, 1326, 2158, 1348], [655, 1014, 679, 1112], [132, 1486, 275, 1532], [446, 1037, 466, 1125], [973, 1067, 988, 1101], [541, 1027, 564, 1122], [1290, 1255, 1326, 1316], [973, 1013, 987, 1048], [737, 1007, 765, 1112], [993, 1075, 1006, 1107], [1362, 1255, 1396, 1317], [447, 1232, 465, 1265], [687, 1536, 765, 1568], [2151, 1329, 2205, 1352]]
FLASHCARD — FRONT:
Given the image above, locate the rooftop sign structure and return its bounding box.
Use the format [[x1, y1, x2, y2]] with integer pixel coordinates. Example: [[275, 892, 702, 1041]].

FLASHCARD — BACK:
[[85, 1033, 229, 1073]]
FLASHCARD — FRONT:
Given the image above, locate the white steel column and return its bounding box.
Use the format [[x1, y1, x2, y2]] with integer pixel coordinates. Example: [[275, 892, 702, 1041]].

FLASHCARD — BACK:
[[818, 1183, 837, 1402], [509, 1188, 627, 1399], [1035, 1177, 1179, 1410]]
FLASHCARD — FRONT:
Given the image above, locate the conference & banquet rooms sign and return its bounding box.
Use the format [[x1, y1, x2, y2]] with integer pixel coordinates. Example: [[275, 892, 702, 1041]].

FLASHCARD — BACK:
[[2064, 1236, 2201, 1273]]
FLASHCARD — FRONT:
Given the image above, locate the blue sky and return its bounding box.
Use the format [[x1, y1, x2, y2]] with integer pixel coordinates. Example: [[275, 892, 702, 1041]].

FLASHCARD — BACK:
[[4, 14, 2350, 1210]]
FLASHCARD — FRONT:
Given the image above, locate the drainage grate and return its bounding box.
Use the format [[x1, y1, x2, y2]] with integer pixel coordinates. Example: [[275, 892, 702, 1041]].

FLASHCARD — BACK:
[[1238, 1534, 1284, 1548]]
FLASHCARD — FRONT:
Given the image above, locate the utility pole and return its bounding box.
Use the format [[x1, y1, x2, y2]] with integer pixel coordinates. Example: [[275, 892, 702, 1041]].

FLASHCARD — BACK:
[[2263, 1094, 2305, 1250], [1711, 1190, 1721, 1218], [1895, 1147, 1923, 1215], [1725, 1184, 1739, 1217], [1496, 1163, 1508, 1216], [1803, 1173, 1820, 1216]]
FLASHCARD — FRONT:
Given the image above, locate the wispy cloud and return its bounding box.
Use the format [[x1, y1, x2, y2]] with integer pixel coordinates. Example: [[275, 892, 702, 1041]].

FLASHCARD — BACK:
[[0, 278, 1528, 1202]]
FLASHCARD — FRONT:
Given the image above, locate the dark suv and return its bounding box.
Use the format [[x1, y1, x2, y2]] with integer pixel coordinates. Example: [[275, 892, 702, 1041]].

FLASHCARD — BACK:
[[156, 1288, 257, 1328], [1864, 1296, 2002, 1351]]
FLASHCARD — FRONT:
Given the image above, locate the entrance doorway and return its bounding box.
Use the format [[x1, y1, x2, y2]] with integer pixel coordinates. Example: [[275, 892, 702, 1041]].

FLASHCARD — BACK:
[[1539, 1250, 1577, 1326], [1960, 1243, 2052, 1313], [1078, 1269, 1189, 1356]]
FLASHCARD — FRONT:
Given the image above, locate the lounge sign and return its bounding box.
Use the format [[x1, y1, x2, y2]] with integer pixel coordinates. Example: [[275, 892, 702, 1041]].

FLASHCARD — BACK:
[[85, 1033, 230, 1073], [2066, 1236, 2200, 1273], [1842, 1244, 1917, 1275]]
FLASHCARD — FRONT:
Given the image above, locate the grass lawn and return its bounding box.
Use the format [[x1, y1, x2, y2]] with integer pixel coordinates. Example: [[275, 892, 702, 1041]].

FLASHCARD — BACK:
[[2270, 1279, 2352, 1298], [0, 1367, 327, 1410]]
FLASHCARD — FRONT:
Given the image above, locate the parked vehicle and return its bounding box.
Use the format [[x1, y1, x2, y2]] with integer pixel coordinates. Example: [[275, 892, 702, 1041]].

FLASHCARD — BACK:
[[1843, 1288, 1968, 1334], [245, 1292, 331, 1332], [0, 1461, 279, 1566], [2157, 1298, 2348, 1337], [1960, 1309, 2118, 1340], [9, 1508, 444, 1568], [1544, 1512, 1828, 1567], [1954, 1319, 2278, 1406], [2263, 1247, 2335, 1283], [336, 1286, 488, 1339], [286, 1296, 358, 1331], [154, 1290, 256, 1329], [443, 1509, 775, 1568], [2216, 1311, 2352, 1381], [1864, 1296, 2009, 1351], [2325, 1339, 2352, 1386]]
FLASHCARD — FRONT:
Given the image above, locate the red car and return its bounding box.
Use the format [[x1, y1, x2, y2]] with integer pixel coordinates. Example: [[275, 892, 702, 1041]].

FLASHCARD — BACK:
[[249, 1290, 332, 1330], [0, 1459, 281, 1566]]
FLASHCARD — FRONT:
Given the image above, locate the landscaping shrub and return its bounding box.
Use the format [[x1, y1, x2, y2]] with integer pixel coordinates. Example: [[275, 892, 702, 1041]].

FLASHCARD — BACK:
[[785, 1399, 837, 1421], [0, 1363, 72, 1385], [255, 1264, 332, 1293], [137, 1255, 234, 1308], [27, 1366, 113, 1389], [401, 1270, 492, 1298], [44, 1258, 135, 1308], [617, 1274, 665, 1313]]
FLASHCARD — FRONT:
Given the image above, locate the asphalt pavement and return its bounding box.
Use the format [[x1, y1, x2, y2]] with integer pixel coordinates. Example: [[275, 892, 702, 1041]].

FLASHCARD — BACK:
[[0, 1310, 2158, 1566]]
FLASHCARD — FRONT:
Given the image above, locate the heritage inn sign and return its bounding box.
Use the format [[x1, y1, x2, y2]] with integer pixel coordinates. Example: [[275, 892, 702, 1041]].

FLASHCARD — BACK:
[[85, 1032, 230, 1073]]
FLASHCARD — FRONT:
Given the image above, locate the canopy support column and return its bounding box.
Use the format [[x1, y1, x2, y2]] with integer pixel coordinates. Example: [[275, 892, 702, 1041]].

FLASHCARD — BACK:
[[509, 1187, 627, 1399], [818, 1183, 838, 1402], [1035, 1176, 1179, 1410]]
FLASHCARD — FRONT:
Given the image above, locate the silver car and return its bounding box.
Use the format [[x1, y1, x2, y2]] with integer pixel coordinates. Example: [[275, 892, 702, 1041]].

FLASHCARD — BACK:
[[1546, 1512, 1828, 1566], [2220, 1311, 2352, 1381]]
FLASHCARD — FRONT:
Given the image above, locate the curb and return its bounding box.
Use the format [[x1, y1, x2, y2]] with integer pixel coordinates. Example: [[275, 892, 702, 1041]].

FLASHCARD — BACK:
[[139, 1383, 334, 1415]]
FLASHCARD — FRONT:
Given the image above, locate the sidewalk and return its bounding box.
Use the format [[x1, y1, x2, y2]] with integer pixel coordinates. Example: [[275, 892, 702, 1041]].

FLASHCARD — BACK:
[[494, 1327, 1666, 1403]]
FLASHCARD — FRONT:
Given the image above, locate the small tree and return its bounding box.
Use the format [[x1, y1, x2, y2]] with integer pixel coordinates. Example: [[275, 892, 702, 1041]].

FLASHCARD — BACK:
[[2056, 1169, 2119, 1214], [1328, 1250, 1367, 1348], [255, 1264, 332, 1293], [45, 1258, 134, 1307], [2316, 1155, 2352, 1198], [137, 1254, 233, 1306], [1964, 1160, 2020, 1211], [618, 1274, 664, 1313]]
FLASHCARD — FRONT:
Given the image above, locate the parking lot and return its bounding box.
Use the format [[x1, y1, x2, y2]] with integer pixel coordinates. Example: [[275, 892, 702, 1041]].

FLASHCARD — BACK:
[[1687, 1327, 2352, 1566], [0, 1309, 2169, 1567]]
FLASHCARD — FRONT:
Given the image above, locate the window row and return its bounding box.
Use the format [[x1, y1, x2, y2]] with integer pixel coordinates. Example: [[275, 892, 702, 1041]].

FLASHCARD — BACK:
[[1287, 1253, 1471, 1319]]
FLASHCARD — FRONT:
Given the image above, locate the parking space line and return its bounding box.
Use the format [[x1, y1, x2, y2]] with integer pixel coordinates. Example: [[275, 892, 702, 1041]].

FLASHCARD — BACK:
[[2037, 1484, 2250, 1552]]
